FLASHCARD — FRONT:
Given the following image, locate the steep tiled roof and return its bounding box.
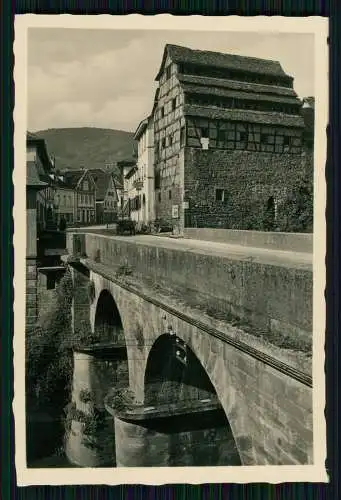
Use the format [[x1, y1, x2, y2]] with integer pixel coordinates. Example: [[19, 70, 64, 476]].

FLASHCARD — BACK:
[[27, 131, 54, 172], [178, 74, 298, 98], [88, 168, 113, 201], [62, 170, 85, 189], [182, 83, 301, 106], [134, 117, 149, 141], [26, 161, 48, 189], [183, 104, 305, 128], [156, 44, 290, 81], [117, 159, 136, 168]]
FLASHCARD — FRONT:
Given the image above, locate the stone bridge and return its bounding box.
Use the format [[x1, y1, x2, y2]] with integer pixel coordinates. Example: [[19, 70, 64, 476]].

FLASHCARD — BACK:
[[63, 230, 313, 468]]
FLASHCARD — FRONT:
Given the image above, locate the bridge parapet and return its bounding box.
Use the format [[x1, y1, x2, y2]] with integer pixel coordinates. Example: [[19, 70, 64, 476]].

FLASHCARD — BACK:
[[66, 231, 312, 354]]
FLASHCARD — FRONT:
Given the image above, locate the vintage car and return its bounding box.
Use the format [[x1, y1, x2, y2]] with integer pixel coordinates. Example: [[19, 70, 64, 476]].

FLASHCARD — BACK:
[[116, 218, 136, 235], [154, 219, 173, 233]]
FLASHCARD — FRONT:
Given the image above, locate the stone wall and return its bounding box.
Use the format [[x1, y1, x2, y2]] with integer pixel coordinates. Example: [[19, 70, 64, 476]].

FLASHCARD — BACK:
[[83, 271, 313, 465], [71, 265, 91, 337], [75, 233, 312, 341], [183, 148, 313, 231], [183, 228, 313, 253]]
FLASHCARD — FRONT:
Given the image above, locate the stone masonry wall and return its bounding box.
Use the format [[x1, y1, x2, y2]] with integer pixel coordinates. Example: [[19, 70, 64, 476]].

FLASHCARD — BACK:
[[77, 233, 312, 342], [183, 148, 313, 231], [83, 271, 313, 465]]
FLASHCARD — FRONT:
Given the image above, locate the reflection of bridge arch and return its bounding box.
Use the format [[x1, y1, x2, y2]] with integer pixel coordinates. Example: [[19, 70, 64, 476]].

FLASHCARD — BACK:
[[143, 333, 242, 466]]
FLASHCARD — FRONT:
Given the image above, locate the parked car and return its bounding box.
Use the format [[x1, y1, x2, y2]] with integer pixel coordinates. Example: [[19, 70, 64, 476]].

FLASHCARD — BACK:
[[116, 218, 136, 236], [154, 219, 173, 233]]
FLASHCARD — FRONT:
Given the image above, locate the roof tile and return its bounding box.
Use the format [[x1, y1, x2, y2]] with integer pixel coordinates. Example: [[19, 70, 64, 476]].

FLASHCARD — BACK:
[[183, 104, 305, 128]]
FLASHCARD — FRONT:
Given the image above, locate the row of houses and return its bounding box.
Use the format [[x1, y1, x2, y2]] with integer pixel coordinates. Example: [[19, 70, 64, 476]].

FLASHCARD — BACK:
[[123, 44, 314, 233], [27, 132, 124, 231], [26, 134, 126, 328]]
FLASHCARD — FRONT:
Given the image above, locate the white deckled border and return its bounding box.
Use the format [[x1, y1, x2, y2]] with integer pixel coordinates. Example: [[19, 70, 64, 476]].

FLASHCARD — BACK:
[[13, 14, 328, 486]]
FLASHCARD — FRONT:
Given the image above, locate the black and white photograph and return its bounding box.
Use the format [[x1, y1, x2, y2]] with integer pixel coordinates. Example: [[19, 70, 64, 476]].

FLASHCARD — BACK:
[[14, 15, 328, 485]]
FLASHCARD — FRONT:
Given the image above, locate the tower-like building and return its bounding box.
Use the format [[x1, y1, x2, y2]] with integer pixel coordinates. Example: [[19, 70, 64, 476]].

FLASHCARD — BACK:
[[152, 44, 312, 233]]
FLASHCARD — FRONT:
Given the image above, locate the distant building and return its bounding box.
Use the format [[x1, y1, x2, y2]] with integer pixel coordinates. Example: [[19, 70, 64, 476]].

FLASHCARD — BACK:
[[152, 44, 312, 233], [113, 176, 124, 214], [52, 173, 76, 226], [26, 133, 49, 328], [133, 115, 155, 225], [27, 132, 56, 232], [63, 169, 97, 224], [301, 97, 315, 150], [89, 168, 119, 224], [117, 159, 137, 218]]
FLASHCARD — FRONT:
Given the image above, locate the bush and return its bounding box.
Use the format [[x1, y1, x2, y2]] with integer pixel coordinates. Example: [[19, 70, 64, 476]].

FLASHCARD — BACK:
[[26, 269, 74, 414]]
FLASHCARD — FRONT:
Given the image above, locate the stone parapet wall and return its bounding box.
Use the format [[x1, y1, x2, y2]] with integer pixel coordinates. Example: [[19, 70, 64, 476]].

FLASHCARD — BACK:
[[183, 228, 313, 253], [67, 233, 312, 342]]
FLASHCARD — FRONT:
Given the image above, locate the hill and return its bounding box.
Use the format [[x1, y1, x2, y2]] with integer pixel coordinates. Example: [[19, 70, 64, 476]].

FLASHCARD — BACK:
[[34, 127, 137, 174]]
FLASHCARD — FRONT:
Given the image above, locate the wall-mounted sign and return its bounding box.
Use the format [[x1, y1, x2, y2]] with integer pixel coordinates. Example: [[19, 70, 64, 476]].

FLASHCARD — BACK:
[[183, 201, 189, 210], [172, 205, 179, 218]]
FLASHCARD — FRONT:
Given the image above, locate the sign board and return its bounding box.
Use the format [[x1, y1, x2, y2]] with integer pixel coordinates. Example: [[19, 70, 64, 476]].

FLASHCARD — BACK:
[[183, 201, 189, 210], [172, 205, 179, 218]]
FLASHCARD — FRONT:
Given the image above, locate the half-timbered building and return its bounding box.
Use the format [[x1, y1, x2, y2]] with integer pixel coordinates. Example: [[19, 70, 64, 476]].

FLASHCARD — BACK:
[[152, 44, 313, 232]]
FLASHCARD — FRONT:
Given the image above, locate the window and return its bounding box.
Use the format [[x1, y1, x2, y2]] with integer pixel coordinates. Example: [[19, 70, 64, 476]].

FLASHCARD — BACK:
[[215, 189, 226, 202], [180, 127, 186, 146], [47, 275, 56, 290], [169, 190, 172, 200], [166, 65, 172, 80], [143, 194, 146, 205], [172, 98, 176, 111], [201, 127, 209, 137], [261, 134, 270, 144], [239, 132, 247, 142], [283, 136, 291, 147], [161, 137, 166, 149], [168, 134, 173, 146], [158, 192, 161, 202], [217, 130, 227, 142], [83, 181, 89, 191], [161, 107, 165, 118]]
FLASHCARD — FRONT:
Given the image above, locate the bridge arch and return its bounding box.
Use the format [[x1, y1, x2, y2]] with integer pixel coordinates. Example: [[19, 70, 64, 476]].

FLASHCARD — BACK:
[[143, 333, 242, 466], [94, 289, 125, 344]]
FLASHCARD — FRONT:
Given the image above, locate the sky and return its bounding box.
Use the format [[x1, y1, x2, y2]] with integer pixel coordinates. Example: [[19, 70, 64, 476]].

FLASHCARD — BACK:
[[27, 28, 315, 133]]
